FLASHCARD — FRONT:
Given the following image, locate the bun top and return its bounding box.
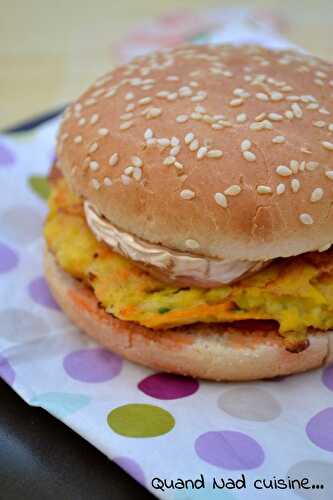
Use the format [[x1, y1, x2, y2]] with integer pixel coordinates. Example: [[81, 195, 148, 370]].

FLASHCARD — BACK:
[[57, 44, 333, 261]]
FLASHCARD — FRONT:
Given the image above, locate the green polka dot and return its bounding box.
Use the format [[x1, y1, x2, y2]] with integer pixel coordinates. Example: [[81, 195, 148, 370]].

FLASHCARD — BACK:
[[107, 403, 175, 438], [28, 175, 51, 200]]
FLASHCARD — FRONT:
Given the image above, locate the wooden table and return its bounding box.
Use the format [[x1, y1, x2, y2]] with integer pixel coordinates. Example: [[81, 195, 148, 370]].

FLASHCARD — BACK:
[[1, 0, 333, 129]]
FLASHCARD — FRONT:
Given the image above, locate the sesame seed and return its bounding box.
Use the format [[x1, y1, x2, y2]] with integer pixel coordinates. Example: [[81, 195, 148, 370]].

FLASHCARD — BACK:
[[207, 149, 223, 158], [329, 124, 333, 132], [74, 103, 82, 112], [91, 179, 100, 190], [171, 136, 180, 146], [130, 78, 141, 86], [124, 166, 134, 175], [299, 213, 314, 225], [120, 113, 134, 120], [125, 92, 134, 101], [144, 128, 153, 140], [236, 113, 247, 123], [189, 139, 199, 151], [185, 238, 200, 249], [174, 161, 183, 170], [241, 139, 251, 151], [157, 138, 170, 147], [290, 160, 299, 173], [105, 88, 117, 98], [229, 98, 243, 107], [211, 123, 223, 130], [268, 112, 283, 121], [167, 92, 178, 101], [133, 167, 142, 181], [255, 112, 266, 122], [109, 153, 119, 166], [214, 192, 228, 208], [91, 89, 105, 97], [78, 117, 86, 126], [256, 92, 269, 101], [276, 183, 285, 195], [89, 142, 98, 153], [276, 165, 292, 177], [311, 187, 324, 202], [224, 185, 241, 196], [176, 114, 189, 123], [84, 98, 97, 106], [285, 110, 294, 119], [126, 103, 135, 112], [257, 185, 272, 194], [306, 161, 319, 171], [163, 156, 176, 165], [272, 135, 286, 144], [98, 128, 109, 136], [322, 141, 333, 151], [121, 174, 131, 185], [147, 107, 162, 119], [197, 146, 208, 159], [250, 120, 272, 131], [307, 103, 319, 110], [120, 120, 134, 130], [299, 161, 306, 172], [90, 113, 99, 124], [166, 75, 179, 81], [103, 177, 112, 186], [325, 170, 333, 180], [287, 95, 300, 101], [170, 146, 180, 156], [156, 90, 169, 98], [185, 132, 194, 144], [313, 121, 326, 128], [271, 91, 284, 101], [291, 179, 300, 193], [146, 138, 156, 146], [243, 151, 256, 162], [89, 161, 99, 171], [131, 156, 143, 167], [179, 86, 192, 97], [138, 97, 152, 105], [180, 189, 195, 200], [74, 135, 83, 144], [291, 103, 303, 118]]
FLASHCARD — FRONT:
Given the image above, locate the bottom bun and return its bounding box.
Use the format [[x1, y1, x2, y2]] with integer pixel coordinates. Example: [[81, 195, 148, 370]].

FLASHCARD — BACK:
[[44, 249, 333, 381]]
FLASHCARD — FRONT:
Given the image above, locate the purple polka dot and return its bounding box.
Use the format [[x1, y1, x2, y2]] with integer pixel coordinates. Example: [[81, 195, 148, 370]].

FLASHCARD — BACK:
[[63, 348, 122, 383], [0, 141, 16, 167], [195, 431, 265, 470], [322, 364, 333, 391], [0, 354, 15, 386], [0, 242, 18, 272], [306, 407, 333, 451], [138, 372, 199, 399], [28, 277, 60, 310], [113, 457, 145, 485]]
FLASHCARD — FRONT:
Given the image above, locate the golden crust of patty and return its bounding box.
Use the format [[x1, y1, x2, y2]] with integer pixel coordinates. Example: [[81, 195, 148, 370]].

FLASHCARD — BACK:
[[44, 178, 333, 348]]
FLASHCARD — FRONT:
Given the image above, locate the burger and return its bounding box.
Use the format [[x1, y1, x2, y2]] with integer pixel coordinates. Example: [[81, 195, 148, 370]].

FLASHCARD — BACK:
[[44, 44, 333, 381]]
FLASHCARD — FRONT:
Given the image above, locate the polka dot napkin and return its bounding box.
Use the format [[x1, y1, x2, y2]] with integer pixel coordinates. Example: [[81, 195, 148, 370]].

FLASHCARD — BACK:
[[1, 118, 333, 500]]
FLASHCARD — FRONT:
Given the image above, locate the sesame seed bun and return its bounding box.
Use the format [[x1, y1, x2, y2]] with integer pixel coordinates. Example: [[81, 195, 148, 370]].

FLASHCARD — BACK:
[[44, 249, 333, 381], [57, 44, 333, 262]]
